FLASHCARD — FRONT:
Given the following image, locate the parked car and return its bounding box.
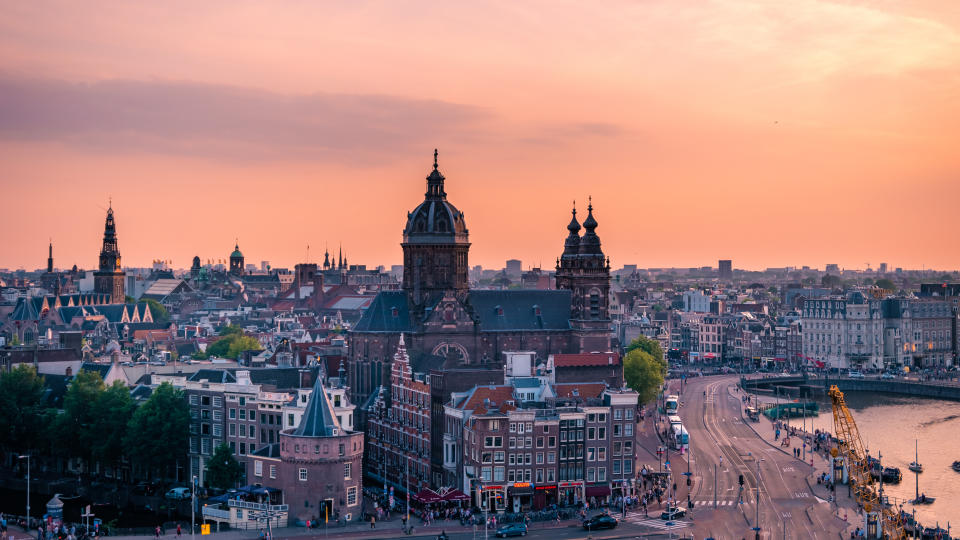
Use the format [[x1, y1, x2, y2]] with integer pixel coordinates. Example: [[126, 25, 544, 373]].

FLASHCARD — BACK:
[[165, 487, 191, 500], [495, 523, 527, 537], [582, 514, 618, 530], [848, 370, 865, 379], [660, 507, 687, 520], [880, 372, 896, 380]]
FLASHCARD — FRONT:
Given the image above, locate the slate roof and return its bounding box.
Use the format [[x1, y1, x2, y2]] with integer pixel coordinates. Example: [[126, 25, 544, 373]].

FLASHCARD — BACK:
[[11, 297, 40, 321], [81, 362, 112, 380], [130, 384, 154, 401], [352, 291, 414, 332], [246, 367, 309, 390], [187, 369, 237, 384], [467, 290, 572, 331], [353, 289, 572, 332], [250, 443, 281, 459], [291, 377, 342, 437]]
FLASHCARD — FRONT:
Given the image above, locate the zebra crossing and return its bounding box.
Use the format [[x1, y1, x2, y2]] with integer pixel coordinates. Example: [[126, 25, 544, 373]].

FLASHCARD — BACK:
[[628, 517, 690, 530]]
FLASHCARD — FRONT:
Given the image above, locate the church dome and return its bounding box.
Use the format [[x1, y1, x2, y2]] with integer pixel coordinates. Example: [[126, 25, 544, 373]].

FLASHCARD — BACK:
[[230, 243, 243, 259], [403, 149, 469, 244]]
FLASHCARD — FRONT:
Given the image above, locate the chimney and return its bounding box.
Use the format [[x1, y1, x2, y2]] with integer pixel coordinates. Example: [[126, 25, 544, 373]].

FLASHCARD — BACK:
[[237, 370, 251, 386]]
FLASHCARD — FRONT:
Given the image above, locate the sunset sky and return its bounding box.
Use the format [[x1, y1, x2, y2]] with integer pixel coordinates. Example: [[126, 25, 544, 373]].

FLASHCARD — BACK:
[[2, 1, 959, 272]]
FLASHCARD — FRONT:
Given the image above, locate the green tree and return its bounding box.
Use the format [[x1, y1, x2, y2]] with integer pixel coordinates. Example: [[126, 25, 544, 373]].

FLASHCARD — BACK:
[[623, 348, 666, 404], [125, 296, 136, 304], [57, 370, 106, 470], [875, 278, 895, 290], [0, 365, 48, 453], [9, 334, 20, 346], [90, 381, 135, 470], [206, 332, 262, 360], [218, 325, 243, 337], [205, 443, 243, 489], [124, 382, 190, 480], [142, 298, 170, 325], [625, 335, 665, 364]]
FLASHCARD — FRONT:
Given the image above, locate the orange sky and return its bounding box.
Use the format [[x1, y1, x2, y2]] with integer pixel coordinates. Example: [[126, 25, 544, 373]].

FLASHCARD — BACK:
[[2, 1, 959, 272]]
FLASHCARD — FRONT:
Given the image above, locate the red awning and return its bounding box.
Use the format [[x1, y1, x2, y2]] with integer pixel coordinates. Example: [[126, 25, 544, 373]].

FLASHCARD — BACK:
[[413, 489, 442, 504], [585, 485, 611, 498], [441, 489, 471, 502]]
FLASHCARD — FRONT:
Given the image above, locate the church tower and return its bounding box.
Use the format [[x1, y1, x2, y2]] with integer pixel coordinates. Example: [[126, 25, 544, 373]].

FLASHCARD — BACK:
[[94, 203, 126, 303], [555, 199, 611, 352], [229, 242, 244, 276], [401, 149, 470, 312], [47, 241, 54, 273]]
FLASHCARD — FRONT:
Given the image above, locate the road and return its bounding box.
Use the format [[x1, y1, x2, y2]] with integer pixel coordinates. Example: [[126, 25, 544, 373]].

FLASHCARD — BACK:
[[671, 375, 846, 539]]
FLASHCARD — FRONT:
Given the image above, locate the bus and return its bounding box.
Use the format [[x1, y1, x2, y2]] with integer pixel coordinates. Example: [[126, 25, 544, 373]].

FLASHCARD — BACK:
[[672, 423, 689, 450], [665, 395, 680, 415], [667, 415, 683, 427]]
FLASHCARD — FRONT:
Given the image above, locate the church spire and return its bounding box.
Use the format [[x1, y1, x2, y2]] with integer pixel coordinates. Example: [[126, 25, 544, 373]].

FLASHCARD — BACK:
[[562, 201, 581, 257], [425, 148, 446, 200], [47, 240, 54, 273]]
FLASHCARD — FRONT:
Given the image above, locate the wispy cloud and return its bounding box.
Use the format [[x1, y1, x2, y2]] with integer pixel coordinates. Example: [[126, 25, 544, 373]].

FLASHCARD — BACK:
[[0, 74, 489, 163]]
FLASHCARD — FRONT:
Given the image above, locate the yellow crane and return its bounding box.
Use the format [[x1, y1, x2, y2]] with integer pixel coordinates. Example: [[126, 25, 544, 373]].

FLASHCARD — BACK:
[[829, 385, 906, 539]]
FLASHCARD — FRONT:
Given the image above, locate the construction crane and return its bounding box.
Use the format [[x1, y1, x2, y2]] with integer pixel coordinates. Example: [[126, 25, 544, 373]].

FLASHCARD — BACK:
[[829, 385, 906, 539]]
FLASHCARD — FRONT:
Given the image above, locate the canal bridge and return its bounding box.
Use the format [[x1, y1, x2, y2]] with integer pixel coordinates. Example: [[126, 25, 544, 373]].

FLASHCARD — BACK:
[[740, 374, 960, 402]]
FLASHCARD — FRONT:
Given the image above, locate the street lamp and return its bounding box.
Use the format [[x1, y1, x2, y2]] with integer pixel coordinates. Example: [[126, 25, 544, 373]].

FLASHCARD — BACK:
[[18, 455, 30, 522]]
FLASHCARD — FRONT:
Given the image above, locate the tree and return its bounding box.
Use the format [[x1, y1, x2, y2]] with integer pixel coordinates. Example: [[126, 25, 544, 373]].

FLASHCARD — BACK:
[[125, 296, 136, 304], [205, 443, 243, 489], [821, 274, 842, 288], [625, 336, 665, 364], [57, 370, 106, 470], [875, 278, 896, 291], [90, 381, 135, 471], [142, 298, 170, 325], [124, 382, 190, 480], [218, 325, 243, 337], [9, 334, 20, 346], [623, 349, 666, 404], [0, 365, 48, 453], [206, 331, 262, 360]]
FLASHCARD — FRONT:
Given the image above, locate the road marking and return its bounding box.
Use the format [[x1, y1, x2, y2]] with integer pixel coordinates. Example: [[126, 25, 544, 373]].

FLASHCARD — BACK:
[[630, 518, 690, 530], [782, 512, 793, 518], [794, 491, 809, 498], [782, 467, 795, 472]]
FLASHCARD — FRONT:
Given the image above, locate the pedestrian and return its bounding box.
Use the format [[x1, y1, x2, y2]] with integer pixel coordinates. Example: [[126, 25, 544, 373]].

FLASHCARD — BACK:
[[155, 526, 160, 540], [176, 525, 181, 538], [370, 515, 376, 529]]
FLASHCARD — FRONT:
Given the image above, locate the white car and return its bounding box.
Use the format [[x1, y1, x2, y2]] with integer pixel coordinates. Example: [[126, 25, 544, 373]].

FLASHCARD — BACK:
[[165, 487, 191, 500], [848, 371, 865, 379]]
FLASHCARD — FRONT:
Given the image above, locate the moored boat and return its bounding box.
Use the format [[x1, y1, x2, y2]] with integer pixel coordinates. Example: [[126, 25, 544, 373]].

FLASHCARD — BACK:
[[952, 460, 960, 472], [908, 461, 923, 473]]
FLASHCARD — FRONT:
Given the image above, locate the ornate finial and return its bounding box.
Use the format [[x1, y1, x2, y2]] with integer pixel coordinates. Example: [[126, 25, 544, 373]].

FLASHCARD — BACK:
[[433, 148, 439, 170], [572, 200, 576, 215], [109, 196, 112, 209], [588, 195, 593, 211]]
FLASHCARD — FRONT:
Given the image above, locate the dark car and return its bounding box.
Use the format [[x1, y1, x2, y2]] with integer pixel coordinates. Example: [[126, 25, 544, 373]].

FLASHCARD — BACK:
[[660, 506, 686, 520], [495, 523, 527, 537], [583, 514, 618, 530]]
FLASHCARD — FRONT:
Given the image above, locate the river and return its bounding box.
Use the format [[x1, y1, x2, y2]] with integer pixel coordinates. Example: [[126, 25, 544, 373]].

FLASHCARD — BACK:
[[763, 391, 960, 530]]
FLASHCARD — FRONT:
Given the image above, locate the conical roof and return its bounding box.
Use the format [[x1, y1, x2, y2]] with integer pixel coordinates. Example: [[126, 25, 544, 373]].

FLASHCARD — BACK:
[[291, 375, 342, 438]]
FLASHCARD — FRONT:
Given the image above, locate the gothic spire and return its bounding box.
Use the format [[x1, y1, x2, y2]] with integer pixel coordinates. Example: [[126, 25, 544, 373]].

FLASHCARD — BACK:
[[562, 200, 581, 257], [578, 196, 603, 256]]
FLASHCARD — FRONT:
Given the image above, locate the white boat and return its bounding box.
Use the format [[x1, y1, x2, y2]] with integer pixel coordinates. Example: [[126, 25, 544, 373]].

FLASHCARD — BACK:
[[908, 461, 923, 473]]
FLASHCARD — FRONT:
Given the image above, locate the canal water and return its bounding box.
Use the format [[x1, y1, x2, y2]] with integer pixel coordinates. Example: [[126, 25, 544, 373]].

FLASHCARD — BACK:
[[763, 392, 960, 530]]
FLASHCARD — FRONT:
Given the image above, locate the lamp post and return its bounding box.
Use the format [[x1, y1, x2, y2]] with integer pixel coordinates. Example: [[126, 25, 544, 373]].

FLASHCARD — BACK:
[[191, 475, 197, 540], [18, 455, 30, 522]]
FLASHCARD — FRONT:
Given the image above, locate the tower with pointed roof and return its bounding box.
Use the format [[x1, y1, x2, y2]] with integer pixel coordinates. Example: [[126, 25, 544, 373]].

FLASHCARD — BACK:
[[555, 198, 611, 352], [94, 203, 126, 303], [229, 241, 244, 276], [47, 241, 54, 273], [402, 149, 470, 312]]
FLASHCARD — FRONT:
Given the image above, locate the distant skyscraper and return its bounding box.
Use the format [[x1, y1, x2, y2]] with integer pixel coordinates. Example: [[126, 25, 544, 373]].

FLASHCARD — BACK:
[[879, 262, 888, 274], [505, 259, 522, 279], [94, 203, 126, 303], [718, 259, 732, 279]]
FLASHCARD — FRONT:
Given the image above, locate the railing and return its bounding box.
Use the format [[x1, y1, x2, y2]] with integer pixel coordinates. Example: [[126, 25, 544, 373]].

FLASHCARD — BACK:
[[227, 499, 289, 512], [201, 507, 230, 520]]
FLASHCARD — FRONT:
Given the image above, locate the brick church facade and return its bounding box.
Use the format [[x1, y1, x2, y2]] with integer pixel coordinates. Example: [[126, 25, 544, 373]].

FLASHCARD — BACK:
[[348, 151, 612, 407]]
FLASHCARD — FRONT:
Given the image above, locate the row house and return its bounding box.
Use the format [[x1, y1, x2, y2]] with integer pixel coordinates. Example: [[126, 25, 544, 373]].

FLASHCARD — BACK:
[[444, 380, 638, 513], [365, 335, 432, 497]]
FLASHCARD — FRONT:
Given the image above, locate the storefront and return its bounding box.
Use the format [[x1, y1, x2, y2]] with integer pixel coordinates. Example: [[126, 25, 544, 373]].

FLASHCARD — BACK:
[[585, 483, 611, 506], [533, 485, 557, 510], [507, 482, 533, 512], [558, 481, 583, 506], [611, 478, 633, 499], [478, 484, 506, 511]]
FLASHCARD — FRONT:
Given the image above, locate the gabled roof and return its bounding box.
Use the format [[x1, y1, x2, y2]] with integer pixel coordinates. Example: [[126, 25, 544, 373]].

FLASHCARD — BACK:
[[454, 385, 516, 412], [81, 362, 112, 380], [468, 290, 571, 331], [554, 382, 606, 399], [11, 297, 40, 321], [291, 377, 342, 437], [188, 369, 236, 384]]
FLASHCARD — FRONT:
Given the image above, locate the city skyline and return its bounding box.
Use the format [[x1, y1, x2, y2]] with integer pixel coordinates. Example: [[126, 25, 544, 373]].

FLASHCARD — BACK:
[[2, 1, 960, 270]]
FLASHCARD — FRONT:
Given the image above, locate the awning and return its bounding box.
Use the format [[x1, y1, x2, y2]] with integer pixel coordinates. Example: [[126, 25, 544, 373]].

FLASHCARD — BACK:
[[508, 483, 534, 496], [585, 485, 611, 498], [412, 489, 442, 504], [440, 489, 471, 502]]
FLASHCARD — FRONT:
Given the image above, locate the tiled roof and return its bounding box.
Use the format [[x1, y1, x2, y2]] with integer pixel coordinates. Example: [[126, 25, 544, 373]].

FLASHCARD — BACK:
[[553, 382, 606, 399], [456, 385, 516, 412], [188, 369, 236, 383], [552, 353, 619, 367]]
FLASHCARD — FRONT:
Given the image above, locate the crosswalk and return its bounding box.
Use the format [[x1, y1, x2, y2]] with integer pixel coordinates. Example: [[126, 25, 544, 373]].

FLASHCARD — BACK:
[[628, 517, 691, 530]]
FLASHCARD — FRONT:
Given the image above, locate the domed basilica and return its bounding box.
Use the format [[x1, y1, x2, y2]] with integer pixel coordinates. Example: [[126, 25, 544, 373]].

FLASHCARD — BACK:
[[348, 150, 612, 405]]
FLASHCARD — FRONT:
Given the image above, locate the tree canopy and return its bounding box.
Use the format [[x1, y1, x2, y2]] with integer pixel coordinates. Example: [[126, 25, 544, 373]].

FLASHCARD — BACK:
[[0, 365, 48, 453], [143, 298, 170, 325], [90, 381, 136, 469], [875, 278, 896, 290], [205, 443, 243, 489], [821, 274, 842, 288], [206, 330, 262, 359], [623, 336, 667, 404], [57, 370, 106, 466], [124, 382, 190, 479]]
